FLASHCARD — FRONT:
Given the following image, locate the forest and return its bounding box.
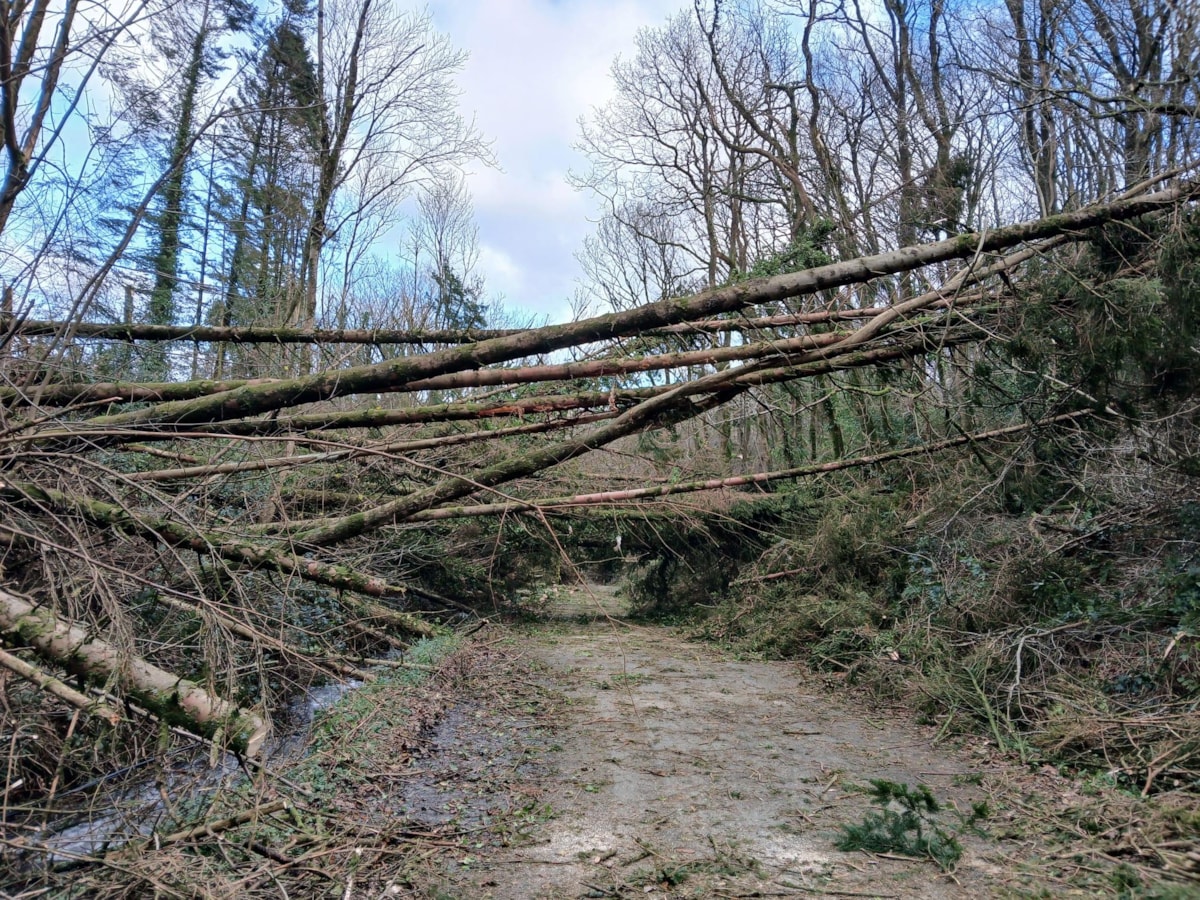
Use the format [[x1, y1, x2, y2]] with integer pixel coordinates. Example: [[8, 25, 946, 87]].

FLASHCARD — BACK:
[[1, 0, 1199, 895]]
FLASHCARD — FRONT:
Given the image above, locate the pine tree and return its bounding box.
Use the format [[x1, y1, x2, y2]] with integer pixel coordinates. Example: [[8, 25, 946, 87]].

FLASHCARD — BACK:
[[142, 0, 252, 379]]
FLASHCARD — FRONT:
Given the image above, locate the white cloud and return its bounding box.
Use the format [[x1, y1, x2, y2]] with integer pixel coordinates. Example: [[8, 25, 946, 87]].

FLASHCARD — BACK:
[[427, 0, 681, 321], [477, 242, 525, 299]]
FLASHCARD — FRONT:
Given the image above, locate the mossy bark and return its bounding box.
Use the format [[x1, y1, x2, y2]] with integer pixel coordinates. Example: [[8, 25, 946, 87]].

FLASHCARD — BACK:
[[0, 588, 267, 755], [82, 184, 1196, 429]]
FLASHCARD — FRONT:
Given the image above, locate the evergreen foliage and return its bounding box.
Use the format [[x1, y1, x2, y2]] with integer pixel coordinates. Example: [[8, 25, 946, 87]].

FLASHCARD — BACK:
[[835, 780, 969, 870]]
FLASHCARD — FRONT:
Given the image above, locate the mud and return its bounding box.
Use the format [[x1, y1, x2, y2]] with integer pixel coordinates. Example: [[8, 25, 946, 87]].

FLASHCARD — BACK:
[[428, 583, 1020, 899], [400, 701, 550, 830]]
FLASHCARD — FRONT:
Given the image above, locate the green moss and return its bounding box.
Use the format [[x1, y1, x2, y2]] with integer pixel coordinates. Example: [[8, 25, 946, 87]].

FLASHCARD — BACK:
[[954, 232, 979, 253], [292, 633, 464, 798]]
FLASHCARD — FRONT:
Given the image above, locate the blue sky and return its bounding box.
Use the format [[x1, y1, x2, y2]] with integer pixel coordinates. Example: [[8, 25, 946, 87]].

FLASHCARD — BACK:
[[2, 0, 682, 325], [427, 0, 682, 323]]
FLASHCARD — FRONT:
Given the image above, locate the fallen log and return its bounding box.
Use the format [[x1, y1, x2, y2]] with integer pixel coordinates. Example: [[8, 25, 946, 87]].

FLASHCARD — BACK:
[[0, 481, 437, 635], [3, 280, 996, 410], [398, 410, 1095, 520], [291, 324, 987, 545], [0, 645, 122, 725], [0, 236, 1036, 352], [84, 184, 1197, 429], [0, 377, 273, 408], [13, 391, 648, 444], [124, 412, 617, 483], [0, 588, 267, 755], [0, 319, 522, 345]]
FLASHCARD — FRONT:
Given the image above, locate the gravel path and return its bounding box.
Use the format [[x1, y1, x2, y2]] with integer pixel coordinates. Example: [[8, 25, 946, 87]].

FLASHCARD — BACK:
[[433, 584, 1024, 899]]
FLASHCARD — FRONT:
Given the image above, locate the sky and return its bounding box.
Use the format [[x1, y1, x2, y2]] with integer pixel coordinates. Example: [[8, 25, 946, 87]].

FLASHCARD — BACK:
[[3, 0, 681, 324], [427, 0, 682, 324]]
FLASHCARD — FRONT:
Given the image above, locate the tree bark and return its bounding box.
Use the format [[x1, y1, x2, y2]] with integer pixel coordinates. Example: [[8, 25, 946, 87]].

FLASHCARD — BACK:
[[82, 183, 1196, 429], [265, 322, 984, 543], [0, 587, 267, 755], [401, 410, 1093, 520], [0, 645, 122, 725], [0, 318, 523, 345]]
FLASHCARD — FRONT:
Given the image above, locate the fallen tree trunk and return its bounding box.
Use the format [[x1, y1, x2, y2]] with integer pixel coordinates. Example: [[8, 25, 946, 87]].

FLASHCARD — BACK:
[[0, 645, 122, 725], [399, 329, 851, 392], [0, 481, 437, 635], [399, 411, 1095, 520], [0, 237, 1042, 355], [402, 305, 1008, 394], [13, 316, 981, 455], [175, 392, 645, 435], [265, 406, 1089, 538], [124, 412, 618, 483], [292, 324, 986, 545], [15, 391, 648, 446], [292, 352, 779, 546], [0, 377, 274, 408], [0, 587, 267, 755], [4, 279, 999, 410], [0, 319, 522, 345], [83, 184, 1196, 430], [2, 326, 871, 409]]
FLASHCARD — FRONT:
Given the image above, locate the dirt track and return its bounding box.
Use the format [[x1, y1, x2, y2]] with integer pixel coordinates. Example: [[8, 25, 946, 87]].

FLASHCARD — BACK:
[[423, 584, 1028, 899]]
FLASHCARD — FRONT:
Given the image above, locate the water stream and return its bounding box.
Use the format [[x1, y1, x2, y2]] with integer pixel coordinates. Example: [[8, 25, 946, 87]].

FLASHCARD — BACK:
[[8, 679, 362, 863]]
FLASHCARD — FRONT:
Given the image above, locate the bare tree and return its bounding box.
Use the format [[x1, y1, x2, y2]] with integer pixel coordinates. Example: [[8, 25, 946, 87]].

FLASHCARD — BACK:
[[292, 0, 488, 340], [0, 0, 80, 239]]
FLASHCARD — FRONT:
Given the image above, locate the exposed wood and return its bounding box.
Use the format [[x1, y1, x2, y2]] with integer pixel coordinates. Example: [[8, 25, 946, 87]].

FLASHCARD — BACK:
[[0, 645, 122, 725], [0, 587, 266, 755]]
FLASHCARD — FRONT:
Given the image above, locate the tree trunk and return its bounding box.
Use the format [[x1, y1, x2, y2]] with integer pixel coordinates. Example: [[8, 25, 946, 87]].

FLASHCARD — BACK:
[[82, 184, 1197, 430], [0, 587, 267, 755], [145, 0, 212, 380]]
